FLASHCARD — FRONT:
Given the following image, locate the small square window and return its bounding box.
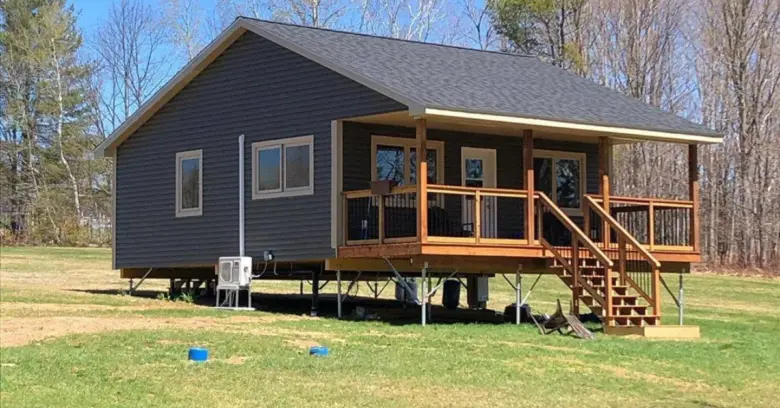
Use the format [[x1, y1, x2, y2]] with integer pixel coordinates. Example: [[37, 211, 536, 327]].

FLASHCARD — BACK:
[[252, 136, 314, 199], [175, 149, 202, 217]]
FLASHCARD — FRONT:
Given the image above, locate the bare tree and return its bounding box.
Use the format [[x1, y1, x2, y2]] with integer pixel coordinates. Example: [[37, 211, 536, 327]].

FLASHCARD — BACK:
[[94, 0, 171, 131], [162, 0, 207, 60], [460, 0, 496, 49]]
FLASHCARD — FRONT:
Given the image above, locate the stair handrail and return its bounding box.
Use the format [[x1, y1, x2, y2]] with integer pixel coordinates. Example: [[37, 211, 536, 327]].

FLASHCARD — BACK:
[[536, 192, 613, 268], [585, 195, 661, 316], [584, 196, 661, 268]]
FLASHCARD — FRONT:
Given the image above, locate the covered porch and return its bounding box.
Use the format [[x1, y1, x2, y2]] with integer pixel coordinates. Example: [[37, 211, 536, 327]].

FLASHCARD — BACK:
[[335, 113, 701, 264]]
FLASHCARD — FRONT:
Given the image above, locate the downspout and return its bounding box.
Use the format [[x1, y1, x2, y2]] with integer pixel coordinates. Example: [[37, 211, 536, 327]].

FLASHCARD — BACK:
[[239, 134, 245, 257]]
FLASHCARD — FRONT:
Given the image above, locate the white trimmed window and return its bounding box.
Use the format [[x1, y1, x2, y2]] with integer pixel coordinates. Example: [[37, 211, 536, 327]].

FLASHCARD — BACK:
[[252, 135, 314, 199], [175, 149, 203, 217], [534, 149, 586, 215], [371, 135, 444, 185]]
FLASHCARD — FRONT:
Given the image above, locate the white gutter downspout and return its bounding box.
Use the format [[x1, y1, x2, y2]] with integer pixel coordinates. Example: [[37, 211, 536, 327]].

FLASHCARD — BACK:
[[238, 134, 245, 257]]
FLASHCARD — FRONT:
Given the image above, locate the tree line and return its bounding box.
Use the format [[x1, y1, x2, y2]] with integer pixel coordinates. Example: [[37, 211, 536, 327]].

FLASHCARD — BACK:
[[1, 0, 778, 270]]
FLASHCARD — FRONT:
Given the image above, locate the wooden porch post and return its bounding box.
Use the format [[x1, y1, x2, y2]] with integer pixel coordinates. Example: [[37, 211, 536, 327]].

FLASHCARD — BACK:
[[689, 144, 700, 252], [523, 129, 535, 242], [416, 118, 428, 243], [598, 137, 610, 247]]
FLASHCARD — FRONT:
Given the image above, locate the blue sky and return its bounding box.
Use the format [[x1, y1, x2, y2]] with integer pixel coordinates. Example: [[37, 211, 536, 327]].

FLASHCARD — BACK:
[[69, 0, 216, 36]]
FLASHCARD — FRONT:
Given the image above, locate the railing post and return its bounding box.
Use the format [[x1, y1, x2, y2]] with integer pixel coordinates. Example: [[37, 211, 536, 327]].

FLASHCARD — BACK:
[[523, 130, 535, 243], [618, 235, 626, 286], [342, 194, 348, 246], [599, 137, 611, 248], [648, 201, 655, 250], [584, 205, 591, 241], [416, 118, 428, 243], [689, 144, 700, 252], [474, 192, 481, 243], [378, 195, 385, 244], [572, 238, 580, 316]]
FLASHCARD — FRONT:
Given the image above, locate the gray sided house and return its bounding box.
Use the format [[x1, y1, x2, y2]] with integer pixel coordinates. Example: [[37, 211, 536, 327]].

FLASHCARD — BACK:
[[96, 18, 719, 333], [112, 30, 403, 268]]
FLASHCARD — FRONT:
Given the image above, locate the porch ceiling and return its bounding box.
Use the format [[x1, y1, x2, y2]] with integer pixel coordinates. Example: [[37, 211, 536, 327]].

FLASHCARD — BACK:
[[345, 110, 717, 145]]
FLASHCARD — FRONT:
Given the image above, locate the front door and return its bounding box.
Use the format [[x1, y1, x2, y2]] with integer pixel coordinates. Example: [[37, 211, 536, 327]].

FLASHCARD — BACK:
[[461, 147, 498, 238]]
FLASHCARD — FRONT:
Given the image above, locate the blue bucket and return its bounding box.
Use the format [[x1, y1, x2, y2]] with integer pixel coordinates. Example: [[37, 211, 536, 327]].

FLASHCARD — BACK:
[[309, 346, 329, 357], [188, 347, 209, 362]]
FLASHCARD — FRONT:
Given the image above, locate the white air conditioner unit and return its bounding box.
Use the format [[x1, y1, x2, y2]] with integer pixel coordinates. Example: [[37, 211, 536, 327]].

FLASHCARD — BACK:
[[218, 256, 252, 288]]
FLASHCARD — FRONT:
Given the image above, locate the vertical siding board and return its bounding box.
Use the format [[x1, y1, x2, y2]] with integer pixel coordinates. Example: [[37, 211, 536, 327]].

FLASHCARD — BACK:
[[115, 33, 404, 268]]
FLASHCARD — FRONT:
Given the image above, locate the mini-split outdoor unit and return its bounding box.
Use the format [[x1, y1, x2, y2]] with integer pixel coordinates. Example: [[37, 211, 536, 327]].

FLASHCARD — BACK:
[[217, 256, 252, 288]]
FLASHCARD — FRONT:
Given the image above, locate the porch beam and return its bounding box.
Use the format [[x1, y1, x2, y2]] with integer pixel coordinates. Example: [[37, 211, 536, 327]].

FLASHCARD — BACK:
[[688, 144, 700, 252], [599, 137, 611, 247], [416, 118, 428, 243], [523, 129, 535, 242]]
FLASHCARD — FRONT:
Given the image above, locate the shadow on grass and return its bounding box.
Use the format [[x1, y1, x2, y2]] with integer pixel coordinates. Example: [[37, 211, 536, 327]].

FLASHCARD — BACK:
[[71, 287, 602, 334]]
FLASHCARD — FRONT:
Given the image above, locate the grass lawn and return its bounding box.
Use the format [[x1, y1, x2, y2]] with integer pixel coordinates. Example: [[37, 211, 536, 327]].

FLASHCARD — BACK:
[[1, 247, 779, 407]]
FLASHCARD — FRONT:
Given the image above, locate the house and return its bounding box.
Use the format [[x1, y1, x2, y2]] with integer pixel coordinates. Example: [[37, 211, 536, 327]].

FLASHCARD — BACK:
[[93, 18, 720, 333]]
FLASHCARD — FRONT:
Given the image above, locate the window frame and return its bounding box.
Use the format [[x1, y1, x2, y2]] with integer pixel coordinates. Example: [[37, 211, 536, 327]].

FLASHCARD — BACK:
[[533, 149, 587, 216], [175, 149, 203, 218], [252, 135, 314, 200], [370, 135, 445, 185]]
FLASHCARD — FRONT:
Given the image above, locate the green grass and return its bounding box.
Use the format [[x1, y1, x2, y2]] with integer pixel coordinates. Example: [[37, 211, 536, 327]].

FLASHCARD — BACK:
[[1, 247, 779, 407]]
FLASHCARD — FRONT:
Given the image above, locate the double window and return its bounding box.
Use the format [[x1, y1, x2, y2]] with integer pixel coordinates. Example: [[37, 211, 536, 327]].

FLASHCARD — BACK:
[[175, 149, 203, 217], [252, 135, 314, 199], [371, 135, 444, 185], [534, 150, 586, 215]]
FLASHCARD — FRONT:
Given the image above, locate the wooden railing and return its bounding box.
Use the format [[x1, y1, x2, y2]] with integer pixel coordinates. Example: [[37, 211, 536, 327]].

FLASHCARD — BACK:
[[585, 196, 662, 318], [342, 184, 530, 246], [536, 192, 613, 317], [586, 195, 696, 252], [426, 184, 529, 245], [343, 185, 418, 245]]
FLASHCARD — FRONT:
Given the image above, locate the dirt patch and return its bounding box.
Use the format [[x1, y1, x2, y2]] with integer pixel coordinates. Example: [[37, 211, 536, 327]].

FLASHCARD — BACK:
[[220, 355, 249, 365], [284, 338, 321, 350], [493, 340, 595, 354], [599, 364, 722, 392], [0, 301, 196, 313], [0, 314, 306, 348]]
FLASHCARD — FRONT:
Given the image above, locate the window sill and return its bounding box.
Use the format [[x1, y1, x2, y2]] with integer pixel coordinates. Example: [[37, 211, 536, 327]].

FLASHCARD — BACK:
[[176, 209, 203, 218], [252, 188, 314, 200]]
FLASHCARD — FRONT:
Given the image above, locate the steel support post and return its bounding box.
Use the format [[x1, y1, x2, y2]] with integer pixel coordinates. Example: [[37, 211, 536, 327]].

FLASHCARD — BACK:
[[421, 263, 428, 326], [679, 273, 685, 325], [337, 270, 342, 319], [515, 268, 522, 325]]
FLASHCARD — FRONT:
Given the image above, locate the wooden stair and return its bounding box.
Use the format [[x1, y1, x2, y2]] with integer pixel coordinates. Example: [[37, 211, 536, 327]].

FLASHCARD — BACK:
[[536, 192, 662, 329], [550, 258, 659, 327]]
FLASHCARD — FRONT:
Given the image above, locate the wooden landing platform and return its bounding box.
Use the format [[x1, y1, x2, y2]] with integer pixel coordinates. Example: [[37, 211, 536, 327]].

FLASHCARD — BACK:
[[604, 325, 700, 339]]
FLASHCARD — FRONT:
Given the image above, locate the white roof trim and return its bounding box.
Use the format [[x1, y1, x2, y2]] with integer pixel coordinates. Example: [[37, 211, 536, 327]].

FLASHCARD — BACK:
[[423, 108, 723, 144]]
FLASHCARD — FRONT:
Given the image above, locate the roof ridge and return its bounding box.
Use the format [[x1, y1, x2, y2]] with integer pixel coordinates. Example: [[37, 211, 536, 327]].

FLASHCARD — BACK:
[[238, 16, 536, 59]]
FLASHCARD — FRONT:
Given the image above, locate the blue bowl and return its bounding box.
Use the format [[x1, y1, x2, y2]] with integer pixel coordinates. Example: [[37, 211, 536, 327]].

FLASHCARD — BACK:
[[188, 347, 209, 362], [309, 346, 329, 357]]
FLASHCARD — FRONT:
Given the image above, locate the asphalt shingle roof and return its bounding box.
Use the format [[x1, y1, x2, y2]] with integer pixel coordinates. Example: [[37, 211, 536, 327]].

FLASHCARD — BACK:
[[244, 18, 718, 138]]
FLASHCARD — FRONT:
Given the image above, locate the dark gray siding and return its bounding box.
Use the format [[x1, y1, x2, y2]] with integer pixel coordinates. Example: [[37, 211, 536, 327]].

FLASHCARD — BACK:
[[115, 33, 404, 268], [342, 122, 598, 237]]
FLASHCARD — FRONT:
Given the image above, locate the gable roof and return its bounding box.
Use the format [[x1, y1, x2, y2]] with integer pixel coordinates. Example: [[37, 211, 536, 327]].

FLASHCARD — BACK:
[[94, 18, 719, 157]]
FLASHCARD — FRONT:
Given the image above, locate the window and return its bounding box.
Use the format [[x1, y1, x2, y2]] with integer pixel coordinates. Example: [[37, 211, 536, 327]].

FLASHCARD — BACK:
[[252, 135, 314, 199], [534, 150, 586, 215], [371, 136, 444, 185], [176, 149, 202, 217]]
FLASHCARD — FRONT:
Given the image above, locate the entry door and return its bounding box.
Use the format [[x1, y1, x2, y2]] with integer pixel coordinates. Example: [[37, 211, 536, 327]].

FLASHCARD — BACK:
[[461, 147, 498, 238]]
